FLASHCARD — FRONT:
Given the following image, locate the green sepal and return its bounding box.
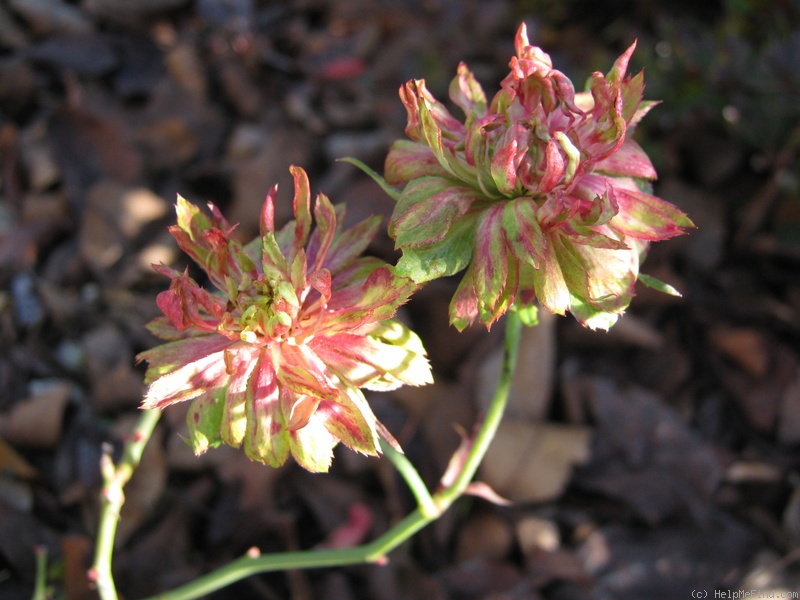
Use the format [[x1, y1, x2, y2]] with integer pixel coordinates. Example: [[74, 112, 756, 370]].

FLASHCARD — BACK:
[[638, 273, 682, 297], [394, 215, 477, 283], [568, 293, 621, 331]]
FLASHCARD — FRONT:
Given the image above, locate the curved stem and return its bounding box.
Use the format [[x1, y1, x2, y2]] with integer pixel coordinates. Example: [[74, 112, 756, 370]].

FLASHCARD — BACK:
[[434, 311, 522, 507], [379, 437, 437, 518], [141, 312, 523, 600], [92, 409, 162, 600]]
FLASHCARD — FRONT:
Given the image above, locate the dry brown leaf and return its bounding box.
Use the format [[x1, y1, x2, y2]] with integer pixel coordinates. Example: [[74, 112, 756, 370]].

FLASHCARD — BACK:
[[165, 406, 284, 513], [392, 380, 475, 478], [480, 420, 591, 503], [578, 521, 756, 598], [438, 557, 525, 599], [0, 379, 71, 448], [164, 43, 207, 100], [61, 533, 94, 600], [0, 4, 30, 48], [228, 124, 313, 236], [709, 325, 770, 377], [573, 377, 725, 523], [8, 0, 93, 36], [0, 437, 38, 479], [215, 56, 263, 119], [20, 122, 61, 192], [455, 511, 513, 562], [21, 192, 69, 225], [0, 502, 59, 581], [81, 324, 143, 412], [50, 98, 141, 186], [717, 343, 796, 433], [517, 516, 560, 555]]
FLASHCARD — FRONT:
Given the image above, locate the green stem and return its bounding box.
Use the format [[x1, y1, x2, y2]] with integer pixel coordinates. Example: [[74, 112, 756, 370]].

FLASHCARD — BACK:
[[435, 311, 522, 507], [141, 312, 523, 600], [31, 546, 47, 600], [92, 409, 162, 600], [379, 438, 437, 518], [141, 510, 433, 600]]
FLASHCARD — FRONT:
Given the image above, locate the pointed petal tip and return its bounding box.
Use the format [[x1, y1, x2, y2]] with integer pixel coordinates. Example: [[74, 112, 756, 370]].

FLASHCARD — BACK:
[[516, 22, 530, 48]]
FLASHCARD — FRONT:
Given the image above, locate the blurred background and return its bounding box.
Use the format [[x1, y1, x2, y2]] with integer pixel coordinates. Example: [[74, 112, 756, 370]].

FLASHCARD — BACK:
[[1, 0, 800, 598]]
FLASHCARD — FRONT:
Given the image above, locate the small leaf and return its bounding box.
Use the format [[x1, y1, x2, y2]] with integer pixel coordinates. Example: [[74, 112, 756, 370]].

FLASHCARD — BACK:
[[340, 157, 403, 201], [464, 482, 513, 506], [639, 273, 682, 297]]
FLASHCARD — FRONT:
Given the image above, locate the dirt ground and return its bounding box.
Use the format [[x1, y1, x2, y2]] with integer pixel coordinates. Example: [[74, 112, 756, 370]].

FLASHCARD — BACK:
[[1, 1, 800, 599]]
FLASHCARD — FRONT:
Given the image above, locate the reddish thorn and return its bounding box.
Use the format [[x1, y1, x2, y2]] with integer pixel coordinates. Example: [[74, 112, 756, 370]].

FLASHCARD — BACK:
[[87, 568, 100, 582]]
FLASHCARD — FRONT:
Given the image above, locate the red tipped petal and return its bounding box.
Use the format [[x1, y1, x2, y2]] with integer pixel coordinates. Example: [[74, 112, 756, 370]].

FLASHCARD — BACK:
[[260, 186, 277, 236], [290, 165, 312, 257], [141, 347, 230, 409]]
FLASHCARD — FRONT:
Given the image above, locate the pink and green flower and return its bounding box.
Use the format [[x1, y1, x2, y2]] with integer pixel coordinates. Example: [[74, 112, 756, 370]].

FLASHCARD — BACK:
[[372, 23, 693, 330], [138, 167, 432, 472]]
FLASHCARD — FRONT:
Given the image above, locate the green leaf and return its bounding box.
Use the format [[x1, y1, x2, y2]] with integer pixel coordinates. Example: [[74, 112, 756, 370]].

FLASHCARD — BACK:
[[339, 157, 403, 201], [394, 215, 477, 283], [393, 180, 477, 249], [638, 273, 682, 297], [187, 390, 225, 455], [568, 293, 621, 331]]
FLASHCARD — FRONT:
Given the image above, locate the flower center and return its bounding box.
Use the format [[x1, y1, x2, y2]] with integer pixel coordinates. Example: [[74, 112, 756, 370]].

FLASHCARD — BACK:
[[232, 278, 295, 344]]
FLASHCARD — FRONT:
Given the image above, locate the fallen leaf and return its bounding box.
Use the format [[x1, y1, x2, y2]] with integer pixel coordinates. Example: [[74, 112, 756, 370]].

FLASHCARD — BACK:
[[438, 556, 525, 599], [61, 534, 94, 600], [81, 324, 143, 412], [0, 379, 71, 448], [517, 516, 560, 554], [8, 0, 93, 36], [455, 511, 513, 562], [578, 518, 757, 598], [573, 377, 725, 523], [480, 420, 591, 503], [709, 325, 770, 377]]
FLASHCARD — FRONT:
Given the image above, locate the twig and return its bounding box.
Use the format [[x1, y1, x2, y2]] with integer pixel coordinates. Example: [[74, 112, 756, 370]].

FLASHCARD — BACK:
[[90, 409, 163, 600]]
